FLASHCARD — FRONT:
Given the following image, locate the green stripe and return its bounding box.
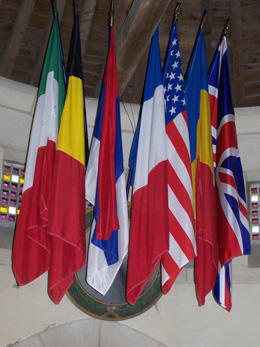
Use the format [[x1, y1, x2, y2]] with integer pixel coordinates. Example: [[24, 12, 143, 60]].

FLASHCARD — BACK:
[[38, 12, 65, 127]]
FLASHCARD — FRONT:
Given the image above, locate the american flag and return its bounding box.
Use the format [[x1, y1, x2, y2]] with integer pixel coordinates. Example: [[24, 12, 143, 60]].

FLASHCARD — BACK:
[[208, 36, 251, 310], [161, 21, 196, 294]]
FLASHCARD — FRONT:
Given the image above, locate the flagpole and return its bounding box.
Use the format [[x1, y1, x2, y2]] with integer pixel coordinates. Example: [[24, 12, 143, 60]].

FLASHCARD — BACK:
[[173, 2, 181, 22], [200, 10, 208, 29], [222, 18, 231, 36], [51, 0, 56, 15], [110, 0, 114, 27]]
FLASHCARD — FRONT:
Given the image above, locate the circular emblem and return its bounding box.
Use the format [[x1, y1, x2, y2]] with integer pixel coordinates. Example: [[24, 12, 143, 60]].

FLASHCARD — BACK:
[[67, 204, 162, 320]]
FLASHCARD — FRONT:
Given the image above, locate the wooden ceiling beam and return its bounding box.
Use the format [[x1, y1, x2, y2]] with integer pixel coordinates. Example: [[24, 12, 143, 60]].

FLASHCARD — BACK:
[[230, 0, 244, 107], [0, 0, 36, 78], [93, 0, 134, 98], [80, 0, 98, 58], [30, 0, 67, 86], [115, 0, 172, 97]]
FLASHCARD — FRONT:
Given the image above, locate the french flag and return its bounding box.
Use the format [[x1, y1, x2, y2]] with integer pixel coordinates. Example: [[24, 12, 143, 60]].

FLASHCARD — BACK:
[[126, 27, 169, 306], [85, 27, 128, 295]]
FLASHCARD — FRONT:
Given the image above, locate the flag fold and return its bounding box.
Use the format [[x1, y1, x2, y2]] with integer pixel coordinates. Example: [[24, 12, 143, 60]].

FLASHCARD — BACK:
[[47, 9, 86, 304], [184, 28, 218, 306], [12, 12, 65, 286], [126, 27, 169, 306], [161, 20, 196, 294], [208, 35, 251, 311], [85, 27, 128, 296]]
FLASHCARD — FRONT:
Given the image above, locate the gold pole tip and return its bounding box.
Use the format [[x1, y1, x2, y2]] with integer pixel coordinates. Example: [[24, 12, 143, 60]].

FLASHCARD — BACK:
[[200, 10, 208, 29], [173, 2, 181, 22], [110, 0, 114, 27], [223, 18, 231, 35]]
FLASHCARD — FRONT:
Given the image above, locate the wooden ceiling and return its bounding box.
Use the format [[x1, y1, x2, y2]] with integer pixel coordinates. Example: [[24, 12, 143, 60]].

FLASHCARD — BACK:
[[0, 0, 259, 107]]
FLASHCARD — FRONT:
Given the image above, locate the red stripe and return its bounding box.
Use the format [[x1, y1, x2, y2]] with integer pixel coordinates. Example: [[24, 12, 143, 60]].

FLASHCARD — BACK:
[[12, 142, 57, 285], [96, 26, 119, 240], [167, 163, 194, 223], [127, 161, 168, 305], [166, 115, 192, 181], [195, 160, 218, 306], [219, 171, 238, 191], [216, 122, 238, 163], [216, 186, 244, 265], [161, 252, 181, 294], [48, 150, 86, 304]]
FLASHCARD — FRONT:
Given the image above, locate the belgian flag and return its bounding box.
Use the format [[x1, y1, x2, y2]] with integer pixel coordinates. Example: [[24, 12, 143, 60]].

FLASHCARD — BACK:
[[47, 7, 87, 304]]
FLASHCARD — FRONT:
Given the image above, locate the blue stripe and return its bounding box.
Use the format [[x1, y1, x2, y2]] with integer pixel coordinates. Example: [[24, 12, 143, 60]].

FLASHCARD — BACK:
[[115, 96, 124, 182], [93, 83, 105, 140], [184, 29, 208, 163], [224, 193, 251, 255], [91, 178, 119, 265], [143, 26, 163, 102], [217, 52, 234, 128]]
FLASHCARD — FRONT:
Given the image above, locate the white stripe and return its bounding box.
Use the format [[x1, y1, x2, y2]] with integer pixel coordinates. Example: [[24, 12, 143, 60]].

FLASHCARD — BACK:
[[168, 232, 189, 268], [173, 113, 191, 155], [218, 265, 226, 305], [23, 71, 59, 192], [85, 137, 100, 205], [86, 173, 129, 295], [217, 113, 235, 137], [217, 168, 244, 253], [161, 264, 170, 286], [133, 84, 166, 193], [166, 135, 193, 209], [168, 186, 197, 252], [211, 125, 217, 140], [208, 84, 218, 99]]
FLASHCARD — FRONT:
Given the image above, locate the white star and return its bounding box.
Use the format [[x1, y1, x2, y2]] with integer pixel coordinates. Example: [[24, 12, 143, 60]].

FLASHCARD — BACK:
[[163, 86, 167, 95], [166, 94, 170, 102], [175, 50, 180, 58], [177, 73, 183, 81], [175, 83, 181, 92], [169, 106, 176, 115], [166, 72, 169, 79], [170, 50, 174, 56], [172, 61, 179, 69], [172, 95, 179, 103], [181, 98, 186, 106], [172, 38, 177, 46], [167, 83, 173, 91], [169, 72, 176, 80]]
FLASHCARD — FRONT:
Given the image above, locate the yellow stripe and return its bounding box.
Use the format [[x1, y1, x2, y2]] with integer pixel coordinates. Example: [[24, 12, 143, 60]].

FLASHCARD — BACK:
[[57, 76, 85, 166], [191, 89, 214, 224], [199, 89, 214, 180]]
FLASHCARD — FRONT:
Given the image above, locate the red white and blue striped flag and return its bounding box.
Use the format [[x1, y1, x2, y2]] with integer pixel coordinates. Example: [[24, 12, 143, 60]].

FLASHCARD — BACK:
[[126, 27, 169, 306], [85, 27, 128, 295], [161, 20, 196, 293], [208, 35, 251, 311]]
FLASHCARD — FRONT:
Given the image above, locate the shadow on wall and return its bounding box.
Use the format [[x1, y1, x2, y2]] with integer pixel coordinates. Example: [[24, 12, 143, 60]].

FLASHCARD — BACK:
[[8, 318, 166, 347]]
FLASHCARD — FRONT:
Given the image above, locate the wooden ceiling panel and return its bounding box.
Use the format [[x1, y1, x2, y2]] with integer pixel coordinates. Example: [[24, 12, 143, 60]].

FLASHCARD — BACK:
[[0, 0, 259, 108]]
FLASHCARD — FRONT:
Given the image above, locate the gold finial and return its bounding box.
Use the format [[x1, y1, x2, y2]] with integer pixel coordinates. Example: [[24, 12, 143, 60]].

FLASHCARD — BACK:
[[110, 0, 114, 27], [173, 2, 181, 22], [222, 18, 231, 36], [200, 10, 208, 29]]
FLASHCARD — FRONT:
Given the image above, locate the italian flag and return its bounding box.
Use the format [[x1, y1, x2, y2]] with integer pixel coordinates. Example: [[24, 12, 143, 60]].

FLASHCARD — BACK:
[[12, 12, 65, 285]]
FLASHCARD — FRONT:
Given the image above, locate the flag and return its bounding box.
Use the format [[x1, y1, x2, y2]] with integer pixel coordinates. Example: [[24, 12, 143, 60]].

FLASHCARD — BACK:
[[47, 8, 86, 304], [85, 27, 128, 295], [208, 35, 251, 310], [12, 12, 65, 285], [184, 26, 218, 306], [126, 27, 169, 306], [161, 20, 196, 294]]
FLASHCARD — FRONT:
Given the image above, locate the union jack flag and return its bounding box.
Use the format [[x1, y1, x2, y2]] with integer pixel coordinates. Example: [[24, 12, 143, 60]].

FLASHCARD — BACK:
[[208, 35, 251, 311], [161, 20, 196, 293]]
